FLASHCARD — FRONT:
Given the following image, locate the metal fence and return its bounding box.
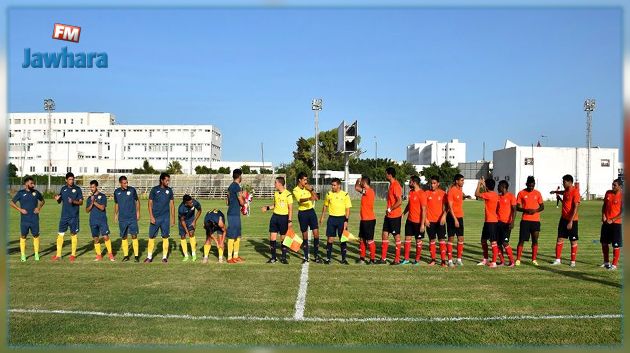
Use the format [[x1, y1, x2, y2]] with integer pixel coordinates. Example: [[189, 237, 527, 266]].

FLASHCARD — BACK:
[[8, 174, 284, 199], [8, 177, 410, 200], [318, 181, 411, 200]]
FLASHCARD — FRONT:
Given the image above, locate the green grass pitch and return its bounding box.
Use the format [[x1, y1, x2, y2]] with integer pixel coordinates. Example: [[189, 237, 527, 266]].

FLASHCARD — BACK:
[[7, 198, 622, 346]]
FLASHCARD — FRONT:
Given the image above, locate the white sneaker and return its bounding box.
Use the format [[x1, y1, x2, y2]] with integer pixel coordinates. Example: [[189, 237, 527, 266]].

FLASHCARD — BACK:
[[202, 257, 209, 264], [477, 259, 488, 266], [569, 261, 576, 268], [609, 265, 617, 271], [448, 260, 454, 267], [551, 259, 562, 266], [456, 258, 464, 266], [600, 262, 610, 268], [488, 262, 498, 268]]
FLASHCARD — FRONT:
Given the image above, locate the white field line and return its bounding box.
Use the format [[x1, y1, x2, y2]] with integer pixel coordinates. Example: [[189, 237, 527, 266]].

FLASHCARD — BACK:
[[293, 261, 310, 320], [9, 308, 621, 323]]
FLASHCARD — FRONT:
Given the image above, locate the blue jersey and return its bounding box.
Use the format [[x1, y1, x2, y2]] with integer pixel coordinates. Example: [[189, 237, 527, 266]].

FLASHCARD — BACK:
[[114, 186, 138, 221], [58, 185, 83, 219], [178, 200, 202, 225], [204, 209, 224, 226], [149, 185, 173, 219], [12, 188, 44, 222], [227, 182, 241, 216], [87, 192, 108, 225]]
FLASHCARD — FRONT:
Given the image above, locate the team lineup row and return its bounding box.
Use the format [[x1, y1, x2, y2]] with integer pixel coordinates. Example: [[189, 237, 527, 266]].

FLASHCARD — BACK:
[[9, 168, 623, 269]]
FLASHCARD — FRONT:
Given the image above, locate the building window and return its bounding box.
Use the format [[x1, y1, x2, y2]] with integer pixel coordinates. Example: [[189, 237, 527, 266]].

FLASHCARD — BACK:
[[67, 167, 72, 172], [524, 158, 534, 165], [601, 159, 610, 167], [51, 166, 57, 172], [30, 166, 35, 172], [94, 167, 99, 173]]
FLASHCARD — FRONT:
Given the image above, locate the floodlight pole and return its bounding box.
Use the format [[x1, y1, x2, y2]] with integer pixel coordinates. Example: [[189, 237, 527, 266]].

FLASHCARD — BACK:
[[344, 152, 350, 192], [374, 136, 377, 169], [312, 98, 322, 196], [189, 130, 194, 175], [44, 98, 55, 192], [584, 98, 596, 200]]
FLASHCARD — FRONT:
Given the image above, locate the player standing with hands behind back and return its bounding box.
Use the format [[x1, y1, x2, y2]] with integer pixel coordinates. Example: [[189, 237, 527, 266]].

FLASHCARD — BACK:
[[9, 176, 45, 262], [600, 178, 623, 270], [515, 176, 544, 266], [226, 169, 245, 263], [320, 178, 352, 265], [52, 172, 83, 262], [379, 167, 403, 265], [145, 172, 175, 263]]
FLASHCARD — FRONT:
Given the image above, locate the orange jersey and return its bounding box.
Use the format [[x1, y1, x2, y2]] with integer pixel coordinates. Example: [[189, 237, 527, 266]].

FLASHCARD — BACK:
[[561, 186, 580, 221], [360, 187, 376, 221], [425, 189, 446, 223], [516, 189, 544, 222], [479, 191, 499, 223], [387, 179, 403, 218], [447, 186, 464, 218], [407, 189, 427, 223], [498, 192, 517, 223], [603, 190, 622, 224]]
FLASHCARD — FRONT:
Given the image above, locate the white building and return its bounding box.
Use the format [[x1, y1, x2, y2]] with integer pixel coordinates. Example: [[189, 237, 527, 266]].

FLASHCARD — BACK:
[[8, 112, 222, 176], [407, 139, 466, 171], [492, 140, 622, 200]]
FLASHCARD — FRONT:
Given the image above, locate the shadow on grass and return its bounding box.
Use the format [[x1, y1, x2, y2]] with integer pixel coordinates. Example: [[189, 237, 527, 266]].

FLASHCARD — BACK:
[[535, 265, 621, 288]]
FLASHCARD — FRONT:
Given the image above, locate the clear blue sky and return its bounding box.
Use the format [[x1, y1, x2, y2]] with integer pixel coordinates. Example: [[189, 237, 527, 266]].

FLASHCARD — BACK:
[[8, 7, 622, 166]]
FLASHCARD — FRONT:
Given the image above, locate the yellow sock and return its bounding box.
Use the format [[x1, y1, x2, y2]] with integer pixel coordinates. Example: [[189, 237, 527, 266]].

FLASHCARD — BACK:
[[227, 239, 234, 260], [19, 238, 26, 257], [147, 238, 155, 258], [218, 245, 224, 259], [132, 238, 139, 257], [189, 236, 197, 256], [56, 234, 64, 257], [70, 235, 78, 256], [204, 243, 211, 257], [94, 242, 102, 256], [105, 239, 113, 255], [33, 237, 40, 255], [234, 237, 240, 258], [181, 239, 188, 257], [162, 238, 169, 259], [121, 239, 129, 257]]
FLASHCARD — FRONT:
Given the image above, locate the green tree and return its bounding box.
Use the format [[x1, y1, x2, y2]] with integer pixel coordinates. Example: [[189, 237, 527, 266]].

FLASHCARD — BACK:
[[7, 162, 18, 178], [420, 161, 461, 190], [240, 165, 252, 174], [348, 158, 417, 184], [260, 168, 273, 174], [195, 165, 221, 174], [217, 167, 231, 174], [133, 160, 159, 174], [166, 160, 183, 175]]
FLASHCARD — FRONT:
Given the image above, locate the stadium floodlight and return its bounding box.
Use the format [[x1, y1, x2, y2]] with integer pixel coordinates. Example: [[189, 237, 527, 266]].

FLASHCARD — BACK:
[[312, 98, 323, 196], [44, 98, 55, 191], [584, 98, 596, 200]]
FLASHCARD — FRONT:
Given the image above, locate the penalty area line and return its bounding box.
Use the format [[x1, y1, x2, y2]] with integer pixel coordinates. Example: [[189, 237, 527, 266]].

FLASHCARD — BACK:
[[9, 308, 621, 323]]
